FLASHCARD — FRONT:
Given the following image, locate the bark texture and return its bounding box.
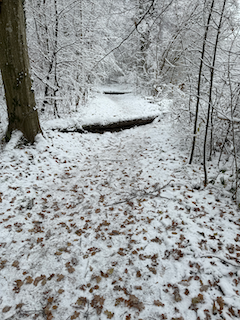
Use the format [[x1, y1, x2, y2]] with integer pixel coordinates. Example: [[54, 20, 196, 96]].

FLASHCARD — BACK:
[[0, 0, 41, 143]]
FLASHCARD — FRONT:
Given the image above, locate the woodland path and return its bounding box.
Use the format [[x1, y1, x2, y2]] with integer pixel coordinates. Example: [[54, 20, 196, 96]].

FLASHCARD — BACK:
[[0, 90, 240, 320]]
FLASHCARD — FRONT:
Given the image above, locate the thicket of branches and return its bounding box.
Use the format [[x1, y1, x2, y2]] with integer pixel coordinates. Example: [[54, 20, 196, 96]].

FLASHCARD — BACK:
[[1, 0, 240, 193]]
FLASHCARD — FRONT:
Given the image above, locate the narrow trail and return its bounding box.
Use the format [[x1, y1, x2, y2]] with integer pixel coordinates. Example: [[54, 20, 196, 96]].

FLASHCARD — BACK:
[[0, 92, 240, 319]]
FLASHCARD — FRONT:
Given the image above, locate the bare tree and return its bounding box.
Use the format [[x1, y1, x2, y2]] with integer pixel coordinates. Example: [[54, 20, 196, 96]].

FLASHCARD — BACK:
[[189, 0, 215, 164], [203, 0, 227, 185]]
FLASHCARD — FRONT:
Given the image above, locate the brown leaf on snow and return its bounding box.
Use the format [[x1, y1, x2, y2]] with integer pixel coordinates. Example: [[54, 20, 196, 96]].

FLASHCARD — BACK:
[[134, 286, 142, 290], [2, 306, 11, 313], [75, 229, 85, 236], [71, 311, 80, 319], [65, 262, 75, 273], [154, 300, 164, 307], [76, 297, 87, 308], [200, 285, 209, 292], [100, 271, 109, 278], [125, 295, 145, 311], [13, 279, 24, 293], [48, 297, 54, 304], [44, 305, 52, 316], [55, 251, 62, 256], [164, 249, 183, 260], [117, 248, 127, 256], [107, 268, 114, 275], [90, 295, 105, 315], [57, 274, 65, 282], [67, 266, 75, 273], [113, 285, 122, 291], [25, 276, 33, 284], [216, 296, 224, 311], [104, 310, 114, 319], [228, 307, 235, 316], [184, 289, 189, 295], [34, 275, 46, 286], [109, 230, 120, 235], [94, 276, 102, 283], [99, 195, 105, 203], [191, 294, 204, 304], [115, 297, 125, 306], [173, 285, 182, 302], [12, 260, 19, 269], [0, 259, 7, 270], [136, 270, 142, 278], [151, 237, 162, 244], [212, 301, 217, 315], [139, 254, 151, 260], [148, 266, 157, 274]]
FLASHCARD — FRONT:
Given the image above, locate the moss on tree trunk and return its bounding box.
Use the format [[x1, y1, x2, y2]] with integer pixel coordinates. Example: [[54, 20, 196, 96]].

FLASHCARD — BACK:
[[0, 0, 42, 143]]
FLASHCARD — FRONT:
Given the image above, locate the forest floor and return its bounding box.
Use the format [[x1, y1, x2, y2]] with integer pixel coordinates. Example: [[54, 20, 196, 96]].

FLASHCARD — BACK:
[[0, 86, 240, 320]]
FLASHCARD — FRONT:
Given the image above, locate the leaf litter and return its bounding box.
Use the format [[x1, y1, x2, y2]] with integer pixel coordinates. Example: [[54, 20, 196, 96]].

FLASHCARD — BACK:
[[0, 91, 240, 319]]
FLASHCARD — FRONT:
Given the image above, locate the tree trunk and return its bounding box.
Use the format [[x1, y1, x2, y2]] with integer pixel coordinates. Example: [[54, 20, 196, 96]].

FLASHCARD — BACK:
[[189, 0, 215, 164], [0, 0, 42, 143], [203, 0, 227, 185]]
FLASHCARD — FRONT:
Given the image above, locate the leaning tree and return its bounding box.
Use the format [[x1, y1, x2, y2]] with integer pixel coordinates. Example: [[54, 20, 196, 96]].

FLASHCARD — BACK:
[[0, 0, 41, 143]]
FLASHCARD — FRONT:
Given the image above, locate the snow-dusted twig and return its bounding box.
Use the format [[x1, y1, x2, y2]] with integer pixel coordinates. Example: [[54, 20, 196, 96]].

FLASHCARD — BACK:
[[106, 179, 174, 206], [201, 255, 240, 268]]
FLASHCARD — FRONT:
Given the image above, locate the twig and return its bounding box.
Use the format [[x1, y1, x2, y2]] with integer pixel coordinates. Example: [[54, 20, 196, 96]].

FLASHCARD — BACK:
[[84, 259, 90, 278], [201, 255, 240, 268], [105, 179, 174, 206]]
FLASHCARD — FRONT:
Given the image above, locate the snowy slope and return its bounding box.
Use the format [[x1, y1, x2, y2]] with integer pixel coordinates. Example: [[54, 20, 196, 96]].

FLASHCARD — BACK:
[[0, 90, 240, 320]]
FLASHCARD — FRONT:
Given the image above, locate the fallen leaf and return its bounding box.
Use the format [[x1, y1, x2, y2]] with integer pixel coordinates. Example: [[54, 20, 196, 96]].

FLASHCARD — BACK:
[[192, 294, 204, 304], [12, 260, 19, 268], [107, 268, 114, 275], [71, 311, 80, 320], [91, 295, 105, 315], [148, 266, 157, 274], [2, 306, 11, 313], [154, 300, 164, 307], [104, 310, 114, 319], [25, 276, 33, 284], [76, 297, 87, 307], [96, 276, 102, 283], [125, 295, 145, 311], [136, 270, 141, 278], [216, 296, 224, 311], [57, 274, 65, 282], [34, 275, 45, 286], [200, 285, 208, 292], [67, 266, 75, 273]]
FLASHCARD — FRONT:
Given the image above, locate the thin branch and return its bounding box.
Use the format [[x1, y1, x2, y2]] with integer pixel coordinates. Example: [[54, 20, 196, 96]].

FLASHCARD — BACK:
[[201, 255, 240, 268], [105, 179, 174, 207], [91, 0, 156, 70]]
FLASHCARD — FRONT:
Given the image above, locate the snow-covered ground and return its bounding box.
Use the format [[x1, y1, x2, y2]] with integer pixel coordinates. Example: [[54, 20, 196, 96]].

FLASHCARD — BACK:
[[0, 89, 240, 320]]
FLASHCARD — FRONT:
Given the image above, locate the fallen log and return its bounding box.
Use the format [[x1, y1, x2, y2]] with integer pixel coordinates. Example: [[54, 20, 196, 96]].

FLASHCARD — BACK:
[[56, 116, 158, 134], [103, 91, 131, 95]]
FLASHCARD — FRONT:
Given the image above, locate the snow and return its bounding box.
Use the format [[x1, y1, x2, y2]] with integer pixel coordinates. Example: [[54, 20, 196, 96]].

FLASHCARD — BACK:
[[0, 87, 240, 320], [43, 85, 171, 131]]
